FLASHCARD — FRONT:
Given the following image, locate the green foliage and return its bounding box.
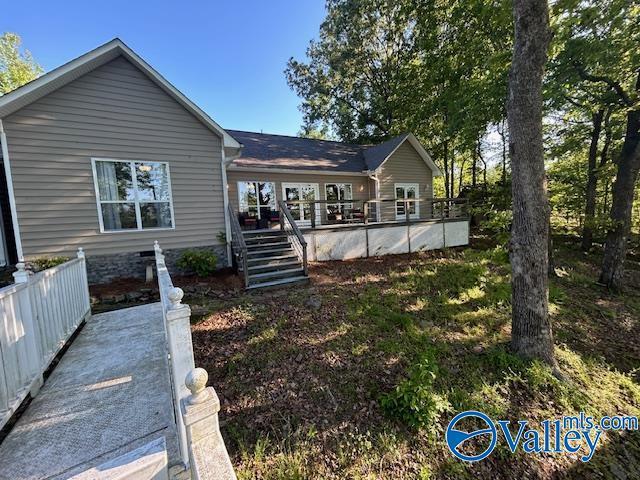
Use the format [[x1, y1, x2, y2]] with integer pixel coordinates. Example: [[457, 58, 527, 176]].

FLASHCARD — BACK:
[[32, 256, 69, 270], [177, 249, 218, 277], [380, 354, 451, 430], [286, 0, 513, 196], [0, 32, 42, 94]]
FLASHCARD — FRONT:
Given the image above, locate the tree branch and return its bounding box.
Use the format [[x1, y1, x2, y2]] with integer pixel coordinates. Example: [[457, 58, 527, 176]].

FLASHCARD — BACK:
[[573, 63, 633, 107]]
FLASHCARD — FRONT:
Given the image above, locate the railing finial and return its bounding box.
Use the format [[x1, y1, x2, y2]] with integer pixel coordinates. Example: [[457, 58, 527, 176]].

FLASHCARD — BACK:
[[13, 262, 29, 283], [154, 240, 162, 254], [185, 368, 209, 404], [168, 287, 184, 308], [77, 247, 85, 259]]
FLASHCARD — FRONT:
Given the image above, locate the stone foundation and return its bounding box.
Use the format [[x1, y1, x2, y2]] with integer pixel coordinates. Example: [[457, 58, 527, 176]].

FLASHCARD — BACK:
[[86, 244, 228, 285]]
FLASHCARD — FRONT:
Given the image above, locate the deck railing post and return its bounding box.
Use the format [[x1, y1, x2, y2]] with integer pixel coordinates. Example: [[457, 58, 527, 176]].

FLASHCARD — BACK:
[[12, 262, 29, 284], [310, 202, 316, 229], [76, 248, 91, 316], [181, 368, 236, 480], [165, 286, 195, 468], [405, 200, 410, 224], [363, 201, 369, 224]]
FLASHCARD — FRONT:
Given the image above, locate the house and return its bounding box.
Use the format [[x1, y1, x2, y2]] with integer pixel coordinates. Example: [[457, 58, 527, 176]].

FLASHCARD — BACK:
[[0, 39, 469, 288]]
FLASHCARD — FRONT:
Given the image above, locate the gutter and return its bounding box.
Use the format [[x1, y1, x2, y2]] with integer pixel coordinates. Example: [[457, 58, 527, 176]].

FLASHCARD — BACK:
[[0, 119, 23, 261]]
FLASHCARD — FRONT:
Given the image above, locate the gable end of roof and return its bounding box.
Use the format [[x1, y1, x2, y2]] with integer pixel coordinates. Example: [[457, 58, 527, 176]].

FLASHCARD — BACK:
[[0, 38, 240, 150], [364, 133, 442, 176]]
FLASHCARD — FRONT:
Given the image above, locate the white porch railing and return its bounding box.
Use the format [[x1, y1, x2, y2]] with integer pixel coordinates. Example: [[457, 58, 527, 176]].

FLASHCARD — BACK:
[[0, 249, 91, 429], [154, 241, 236, 480]]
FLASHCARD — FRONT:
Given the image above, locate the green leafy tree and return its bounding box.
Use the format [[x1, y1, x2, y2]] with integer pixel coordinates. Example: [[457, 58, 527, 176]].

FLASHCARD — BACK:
[[547, 0, 639, 289], [286, 0, 512, 197], [0, 33, 42, 95]]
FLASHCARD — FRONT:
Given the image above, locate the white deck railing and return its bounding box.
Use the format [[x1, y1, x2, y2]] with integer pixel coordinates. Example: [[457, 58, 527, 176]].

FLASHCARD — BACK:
[[154, 241, 236, 479], [0, 249, 91, 429]]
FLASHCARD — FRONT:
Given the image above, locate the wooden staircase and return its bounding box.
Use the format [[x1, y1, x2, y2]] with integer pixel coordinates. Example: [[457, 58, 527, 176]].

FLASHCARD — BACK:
[[242, 230, 309, 290]]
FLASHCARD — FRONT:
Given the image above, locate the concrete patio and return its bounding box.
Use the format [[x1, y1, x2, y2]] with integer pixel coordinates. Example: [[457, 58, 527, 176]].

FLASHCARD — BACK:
[[0, 303, 180, 480]]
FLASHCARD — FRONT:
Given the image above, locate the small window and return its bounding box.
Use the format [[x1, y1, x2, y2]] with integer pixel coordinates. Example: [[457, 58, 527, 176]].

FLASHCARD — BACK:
[[325, 183, 353, 216], [92, 159, 174, 232]]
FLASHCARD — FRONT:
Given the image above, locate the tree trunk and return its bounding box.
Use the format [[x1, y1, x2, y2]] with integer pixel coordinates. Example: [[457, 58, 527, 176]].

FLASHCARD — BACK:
[[599, 72, 640, 290], [581, 109, 605, 250], [443, 140, 450, 198], [472, 141, 478, 187], [500, 119, 508, 185], [450, 153, 455, 198], [507, 0, 556, 366]]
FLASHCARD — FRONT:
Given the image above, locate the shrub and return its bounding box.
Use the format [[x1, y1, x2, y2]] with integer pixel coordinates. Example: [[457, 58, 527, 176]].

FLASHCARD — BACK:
[[177, 249, 218, 277], [380, 356, 451, 430], [31, 256, 69, 271]]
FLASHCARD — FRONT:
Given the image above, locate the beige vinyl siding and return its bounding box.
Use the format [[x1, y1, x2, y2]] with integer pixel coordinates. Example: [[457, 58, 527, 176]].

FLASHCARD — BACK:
[[227, 170, 372, 213], [4, 56, 225, 258], [377, 142, 434, 221]]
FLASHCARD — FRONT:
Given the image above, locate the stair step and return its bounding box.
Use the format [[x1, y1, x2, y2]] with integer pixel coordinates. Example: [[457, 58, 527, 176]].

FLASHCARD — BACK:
[[247, 260, 301, 272], [247, 275, 310, 290], [247, 254, 297, 264], [242, 229, 286, 235], [245, 239, 290, 246], [248, 267, 304, 281], [244, 230, 287, 236], [247, 247, 293, 257], [246, 241, 290, 250]]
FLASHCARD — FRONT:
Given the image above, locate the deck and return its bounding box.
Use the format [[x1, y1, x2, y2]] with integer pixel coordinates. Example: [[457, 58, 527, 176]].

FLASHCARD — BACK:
[[0, 303, 180, 480]]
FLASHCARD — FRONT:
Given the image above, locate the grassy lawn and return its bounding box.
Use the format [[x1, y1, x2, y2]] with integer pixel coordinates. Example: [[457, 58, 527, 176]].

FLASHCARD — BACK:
[[190, 237, 640, 479]]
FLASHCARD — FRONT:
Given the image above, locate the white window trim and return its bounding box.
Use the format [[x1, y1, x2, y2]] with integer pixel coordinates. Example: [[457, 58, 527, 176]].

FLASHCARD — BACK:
[[91, 157, 176, 234], [394, 182, 420, 220], [236, 180, 277, 220], [324, 183, 353, 213], [281, 182, 321, 225]]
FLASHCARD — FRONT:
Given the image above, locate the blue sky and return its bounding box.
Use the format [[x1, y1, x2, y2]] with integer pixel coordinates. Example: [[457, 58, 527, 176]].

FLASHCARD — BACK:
[[1, 0, 326, 136]]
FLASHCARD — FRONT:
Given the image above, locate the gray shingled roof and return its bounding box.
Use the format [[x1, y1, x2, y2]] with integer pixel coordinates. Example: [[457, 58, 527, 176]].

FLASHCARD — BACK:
[[227, 130, 366, 173], [227, 130, 414, 173], [362, 134, 410, 171]]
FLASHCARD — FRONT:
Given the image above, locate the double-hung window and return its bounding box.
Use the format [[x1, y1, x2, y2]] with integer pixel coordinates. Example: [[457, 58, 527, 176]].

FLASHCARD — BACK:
[[92, 158, 174, 232], [325, 183, 353, 217]]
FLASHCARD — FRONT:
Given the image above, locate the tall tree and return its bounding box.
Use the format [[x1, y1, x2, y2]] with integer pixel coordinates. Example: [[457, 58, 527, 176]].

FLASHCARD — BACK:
[[549, 0, 639, 289], [286, 0, 512, 194], [508, 0, 556, 365], [0, 33, 42, 94], [581, 108, 605, 250], [600, 71, 640, 290]]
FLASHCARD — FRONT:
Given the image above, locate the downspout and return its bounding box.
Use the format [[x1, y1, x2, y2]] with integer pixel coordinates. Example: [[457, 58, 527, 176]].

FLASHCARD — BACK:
[[367, 170, 381, 222], [221, 146, 241, 267], [0, 119, 24, 261]]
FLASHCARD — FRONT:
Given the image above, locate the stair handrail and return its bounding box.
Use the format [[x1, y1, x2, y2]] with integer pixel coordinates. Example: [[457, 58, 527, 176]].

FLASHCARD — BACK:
[[227, 204, 250, 288], [277, 200, 308, 276]]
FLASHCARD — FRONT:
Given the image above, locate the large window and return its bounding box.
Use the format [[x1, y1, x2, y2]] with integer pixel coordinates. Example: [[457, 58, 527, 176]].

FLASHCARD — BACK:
[[238, 181, 276, 219], [325, 183, 352, 217], [92, 159, 174, 232]]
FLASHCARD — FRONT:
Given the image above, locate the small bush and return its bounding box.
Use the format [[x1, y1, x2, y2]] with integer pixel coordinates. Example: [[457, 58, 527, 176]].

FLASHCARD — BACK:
[[177, 249, 218, 277], [380, 356, 451, 430], [31, 256, 69, 271]]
